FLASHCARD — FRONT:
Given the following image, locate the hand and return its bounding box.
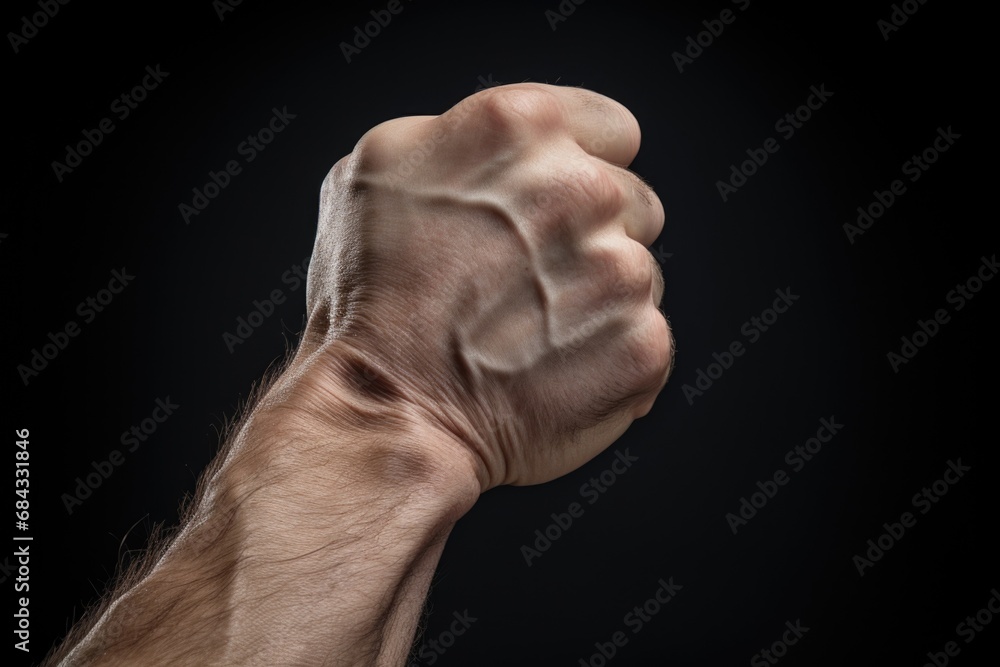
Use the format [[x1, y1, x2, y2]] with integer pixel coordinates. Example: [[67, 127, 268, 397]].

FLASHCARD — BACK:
[[304, 83, 673, 488], [44, 84, 673, 667]]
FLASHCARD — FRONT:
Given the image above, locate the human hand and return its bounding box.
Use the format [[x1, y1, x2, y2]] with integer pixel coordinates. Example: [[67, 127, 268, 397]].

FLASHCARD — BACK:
[[304, 83, 672, 489]]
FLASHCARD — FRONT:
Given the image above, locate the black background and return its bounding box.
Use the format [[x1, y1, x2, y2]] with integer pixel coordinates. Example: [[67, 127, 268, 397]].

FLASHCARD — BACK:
[[6, 0, 997, 665]]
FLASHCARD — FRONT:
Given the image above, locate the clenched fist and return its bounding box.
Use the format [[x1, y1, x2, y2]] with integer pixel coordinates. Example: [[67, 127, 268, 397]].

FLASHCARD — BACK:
[[47, 84, 675, 667], [304, 83, 673, 488]]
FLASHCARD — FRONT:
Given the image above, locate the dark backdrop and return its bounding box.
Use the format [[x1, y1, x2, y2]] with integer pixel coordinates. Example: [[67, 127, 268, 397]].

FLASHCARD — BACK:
[[6, 0, 996, 665]]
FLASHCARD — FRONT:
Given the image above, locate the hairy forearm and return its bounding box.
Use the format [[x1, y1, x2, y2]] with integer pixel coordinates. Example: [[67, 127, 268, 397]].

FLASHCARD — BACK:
[[51, 343, 481, 666]]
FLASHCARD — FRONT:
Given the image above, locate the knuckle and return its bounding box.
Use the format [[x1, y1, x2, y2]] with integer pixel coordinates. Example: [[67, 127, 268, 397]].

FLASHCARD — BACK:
[[569, 244, 650, 324], [346, 118, 447, 185], [567, 161, 625, 218], [598, 243, 653, 304], [321, 153, 352, 192], [569, 159, 608, 194], [610, 263, 642, 304], [319, 155, 362, 224], [351, 125, 393, 173], [528, 159, 622, 231], [473, 85, 562, 136]]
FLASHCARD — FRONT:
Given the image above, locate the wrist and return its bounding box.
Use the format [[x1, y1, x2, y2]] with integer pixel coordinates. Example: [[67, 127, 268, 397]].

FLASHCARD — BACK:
[[248, 337, 485, 510], [165, 342, 486, 664]]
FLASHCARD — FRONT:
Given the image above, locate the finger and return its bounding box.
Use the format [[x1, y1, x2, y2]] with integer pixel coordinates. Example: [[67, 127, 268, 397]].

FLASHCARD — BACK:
[[648, 250, 665, 308], [551, 85, 642, 167], [632, 308, 675, 418], [605, 164, 665, 246]]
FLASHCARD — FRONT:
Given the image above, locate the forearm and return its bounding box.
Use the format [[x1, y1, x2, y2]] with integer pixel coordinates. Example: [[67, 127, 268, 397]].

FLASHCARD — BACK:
[[53, 343, 481, 666]]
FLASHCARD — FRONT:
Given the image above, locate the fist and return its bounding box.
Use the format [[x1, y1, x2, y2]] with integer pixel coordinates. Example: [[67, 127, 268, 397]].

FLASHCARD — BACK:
[[305, 83, 673, 488]]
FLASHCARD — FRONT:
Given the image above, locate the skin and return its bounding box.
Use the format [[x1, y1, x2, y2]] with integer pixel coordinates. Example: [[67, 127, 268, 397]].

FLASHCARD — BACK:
[[45, 83, 673, 666]]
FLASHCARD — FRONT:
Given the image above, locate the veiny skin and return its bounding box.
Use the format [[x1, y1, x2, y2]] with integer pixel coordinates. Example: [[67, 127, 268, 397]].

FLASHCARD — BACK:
[[304, 82, 673, 488], [47, 83, 673, 667]]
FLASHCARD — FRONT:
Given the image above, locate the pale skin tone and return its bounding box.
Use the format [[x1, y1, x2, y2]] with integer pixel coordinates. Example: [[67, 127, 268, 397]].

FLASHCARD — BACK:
[[46, 83, 673, 666]]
